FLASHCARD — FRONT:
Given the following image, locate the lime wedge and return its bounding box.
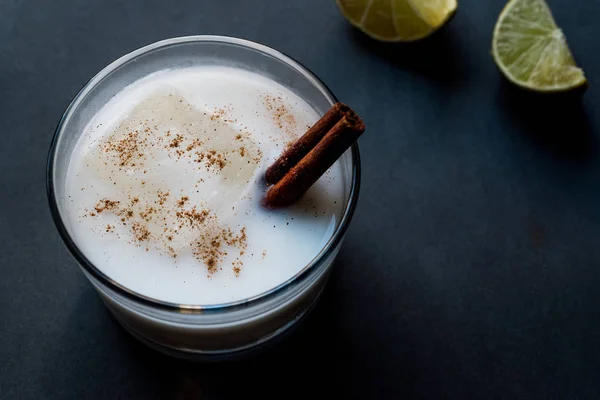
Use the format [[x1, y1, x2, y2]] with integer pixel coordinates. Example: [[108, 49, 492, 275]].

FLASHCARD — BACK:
[[492, 0, 586, 92]]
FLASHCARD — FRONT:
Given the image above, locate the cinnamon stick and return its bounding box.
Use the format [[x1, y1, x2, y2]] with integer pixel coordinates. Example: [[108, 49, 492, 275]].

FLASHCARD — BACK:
[[264, 110, 365, 208], [265, 102, 352, 185]]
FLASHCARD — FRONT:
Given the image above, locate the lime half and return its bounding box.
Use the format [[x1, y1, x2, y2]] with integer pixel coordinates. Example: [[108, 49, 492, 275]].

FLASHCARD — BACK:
[[337, 0, 458, 42]]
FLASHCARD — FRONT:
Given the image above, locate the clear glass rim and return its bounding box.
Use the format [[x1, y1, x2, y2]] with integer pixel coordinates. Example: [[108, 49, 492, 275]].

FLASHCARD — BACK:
[[46, 35, 361, 313]]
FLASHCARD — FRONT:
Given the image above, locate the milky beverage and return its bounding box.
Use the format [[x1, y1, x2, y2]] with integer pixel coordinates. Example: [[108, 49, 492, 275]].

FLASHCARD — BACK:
[[65, 66, 346, 306]]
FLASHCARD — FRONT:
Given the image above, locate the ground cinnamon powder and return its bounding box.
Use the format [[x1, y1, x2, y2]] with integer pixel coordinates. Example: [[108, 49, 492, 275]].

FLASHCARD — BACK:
[[86, 108, 255, 276], [263, 94, 298, 139]]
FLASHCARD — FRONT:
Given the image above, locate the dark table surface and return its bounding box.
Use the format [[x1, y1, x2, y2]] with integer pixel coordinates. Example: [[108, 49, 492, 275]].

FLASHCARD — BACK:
[[2, 0, 600, 398]]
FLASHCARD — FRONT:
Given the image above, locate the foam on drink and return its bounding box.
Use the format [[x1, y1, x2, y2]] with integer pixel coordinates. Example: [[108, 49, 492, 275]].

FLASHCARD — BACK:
[[64, 66, 346, 305]]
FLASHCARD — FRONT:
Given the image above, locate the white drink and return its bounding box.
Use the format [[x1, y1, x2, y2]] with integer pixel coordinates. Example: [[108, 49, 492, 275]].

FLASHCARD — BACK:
[[64, 66, 346, 306]]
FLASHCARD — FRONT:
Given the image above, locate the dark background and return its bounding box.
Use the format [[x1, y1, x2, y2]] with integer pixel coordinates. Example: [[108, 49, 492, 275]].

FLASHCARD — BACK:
[[2, 0, 600, 398]]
